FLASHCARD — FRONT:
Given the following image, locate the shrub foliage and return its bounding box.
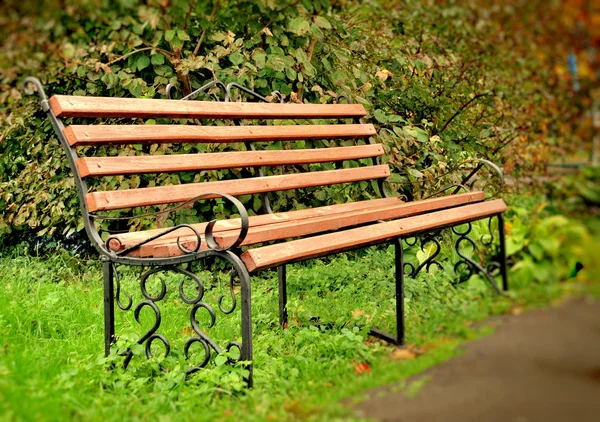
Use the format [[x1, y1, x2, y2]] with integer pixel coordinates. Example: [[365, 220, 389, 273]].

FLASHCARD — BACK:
[[0, 0, 590, 240]]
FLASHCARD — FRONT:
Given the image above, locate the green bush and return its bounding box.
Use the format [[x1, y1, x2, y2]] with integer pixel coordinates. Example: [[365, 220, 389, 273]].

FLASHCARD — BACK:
[[0, 0, 582, 242]]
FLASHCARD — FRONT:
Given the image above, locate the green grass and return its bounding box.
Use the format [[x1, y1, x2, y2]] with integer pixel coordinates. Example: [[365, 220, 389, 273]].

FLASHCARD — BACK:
[[0, 222, 598, 422]]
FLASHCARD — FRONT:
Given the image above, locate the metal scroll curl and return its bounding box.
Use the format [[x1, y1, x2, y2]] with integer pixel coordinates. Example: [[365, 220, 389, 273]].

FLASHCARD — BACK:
[[105, 224, 202, 257], [201, 193, 249, 252], [166, 79, 226, 101], [185, 302, 220, 374], [112, 263, 132, 311], [218, 270, 238, 315], [402, 234, 443, 278], [225, 81, 284, 103], [451, 222, 501, 294], [123, 299, 170, 369]]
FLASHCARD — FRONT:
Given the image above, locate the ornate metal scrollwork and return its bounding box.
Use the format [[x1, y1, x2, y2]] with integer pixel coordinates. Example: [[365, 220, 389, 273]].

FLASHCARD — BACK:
[[166, 79, 227, 101], [452, 221, 501, 294], [112, 263, 132, 311], [123, 299, 170, 368], [402, 233, 443, 278], [218, 270, 238, 315], [116, 263, 243, 373]]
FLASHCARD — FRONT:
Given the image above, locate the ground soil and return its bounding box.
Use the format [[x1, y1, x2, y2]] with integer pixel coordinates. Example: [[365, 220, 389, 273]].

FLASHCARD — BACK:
[[354, 298, 600, 422]]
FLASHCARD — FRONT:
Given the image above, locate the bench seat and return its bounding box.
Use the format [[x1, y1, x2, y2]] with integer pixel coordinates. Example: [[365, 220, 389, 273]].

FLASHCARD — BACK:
[[107, 191, 486, 258], [241, 199, 507, 272]]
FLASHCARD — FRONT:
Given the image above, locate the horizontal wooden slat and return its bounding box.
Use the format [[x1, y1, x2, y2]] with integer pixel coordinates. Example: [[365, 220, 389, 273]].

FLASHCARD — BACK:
[[241, 199, 508, 272], [87, 165, 390, 212], [133, 192, 486, 258], [49, 95, 367, 119], [77, 145, 384, 177], [215, 192, 485, 247], [63, 124, 376, 146], [107, 196, 406, 253]]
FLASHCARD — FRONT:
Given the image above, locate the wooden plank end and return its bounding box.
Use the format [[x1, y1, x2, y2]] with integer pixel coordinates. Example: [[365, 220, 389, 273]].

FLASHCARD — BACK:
[[75, 158, 90, 178], [241, 253, 258, 273], [48, 95, 64, 117], [63, 126, 79, 146], [86, 193, 100, 212]]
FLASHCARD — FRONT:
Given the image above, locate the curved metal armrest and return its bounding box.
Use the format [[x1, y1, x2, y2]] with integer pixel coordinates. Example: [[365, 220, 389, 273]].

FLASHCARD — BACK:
[[225, 82, 284, 103], [166, 79, 227, 101], [22, 76, 50, 111], [103, 192, 249, 257], [385, 158, 504, 201], [453, 158, 504, 194]]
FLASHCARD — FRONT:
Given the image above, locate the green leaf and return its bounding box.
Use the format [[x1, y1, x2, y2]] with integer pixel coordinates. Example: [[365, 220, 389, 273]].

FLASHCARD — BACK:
[[151, 53, 165, 65], [171, 36, 183, 49], [374, 109, 388, 123], [131, 344, 144, 356], [407, 168, 424, 178], [252, 50, 266, 69], [165, 29, 175, 42], [528, 242, 545, 261], [313, 16, 331, 29], [505, 238, 525, 256], [136, 54, 150, 71], [229, 52, 245, 66], [310, 24, 324, 39], [176, 29, 190, 41], [288, 18, 310, 36], [214, 355, 227, 367], [285, 67, 297, 81]]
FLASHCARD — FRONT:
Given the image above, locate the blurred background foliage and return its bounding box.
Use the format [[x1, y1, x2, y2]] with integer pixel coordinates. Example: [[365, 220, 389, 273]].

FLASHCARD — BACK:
[[0, 0, 598, 244]]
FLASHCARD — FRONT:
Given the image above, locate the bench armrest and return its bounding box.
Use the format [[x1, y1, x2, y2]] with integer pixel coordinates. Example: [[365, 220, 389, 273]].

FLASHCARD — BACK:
[[419, 158, 504, 199], [103, 192, 249, 257], [166, 79, 227, 101]]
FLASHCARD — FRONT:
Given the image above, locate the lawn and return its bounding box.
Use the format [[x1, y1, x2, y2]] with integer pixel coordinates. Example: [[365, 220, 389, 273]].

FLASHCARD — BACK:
[[0, 204, 598, 421]]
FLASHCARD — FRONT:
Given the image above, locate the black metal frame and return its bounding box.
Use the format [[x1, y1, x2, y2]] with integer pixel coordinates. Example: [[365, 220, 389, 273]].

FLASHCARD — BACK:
[[23, 77, 255, 385], [24, 77, 508, 386]]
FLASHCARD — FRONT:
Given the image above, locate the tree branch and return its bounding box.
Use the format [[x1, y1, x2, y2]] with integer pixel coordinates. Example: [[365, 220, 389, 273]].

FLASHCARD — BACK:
[[108, 47, 159, 65], [436, 92, 490, 135], [192, 1, 220, 57]]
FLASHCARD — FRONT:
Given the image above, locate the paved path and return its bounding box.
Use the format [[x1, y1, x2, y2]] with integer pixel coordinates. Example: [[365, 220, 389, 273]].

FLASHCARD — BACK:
[[355, 299, 600, 422]]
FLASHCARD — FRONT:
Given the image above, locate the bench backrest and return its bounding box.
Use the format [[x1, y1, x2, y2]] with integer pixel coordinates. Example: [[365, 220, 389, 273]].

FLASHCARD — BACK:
[[48, 95, 387, 215]]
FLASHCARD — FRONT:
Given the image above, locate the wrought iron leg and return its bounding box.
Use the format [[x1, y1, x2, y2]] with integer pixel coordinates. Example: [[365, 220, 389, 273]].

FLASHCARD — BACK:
[[233, 256, 254, 388], [368, 239, 405, 346], [102, 258, 115, 357], [394, 238, 406, 346], [498, 213, 509, 291], [277, 265, 288, 328]]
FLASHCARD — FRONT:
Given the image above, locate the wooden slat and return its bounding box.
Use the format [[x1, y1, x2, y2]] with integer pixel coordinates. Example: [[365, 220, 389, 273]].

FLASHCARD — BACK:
[[63, 124, 376, 146], [107, 196, 406, 252], [241, 199, 508, 272], [87, 165, 390, 212], [215, 192, 485, 247], [77, 145, 384, 177], [134, 192, 486, 258], [49, 95, 368, 119]]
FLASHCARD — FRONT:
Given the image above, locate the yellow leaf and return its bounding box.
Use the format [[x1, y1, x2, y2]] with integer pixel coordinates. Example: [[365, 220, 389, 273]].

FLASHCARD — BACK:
[[352, 309, 365, 319], [391, 348, 416, 360], [375, 69, 393, 81], [510, 306, 524, 316]]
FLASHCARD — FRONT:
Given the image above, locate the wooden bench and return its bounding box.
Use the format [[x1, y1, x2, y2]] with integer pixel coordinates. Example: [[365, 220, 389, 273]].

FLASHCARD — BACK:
[[24, 77, 508, 386]]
